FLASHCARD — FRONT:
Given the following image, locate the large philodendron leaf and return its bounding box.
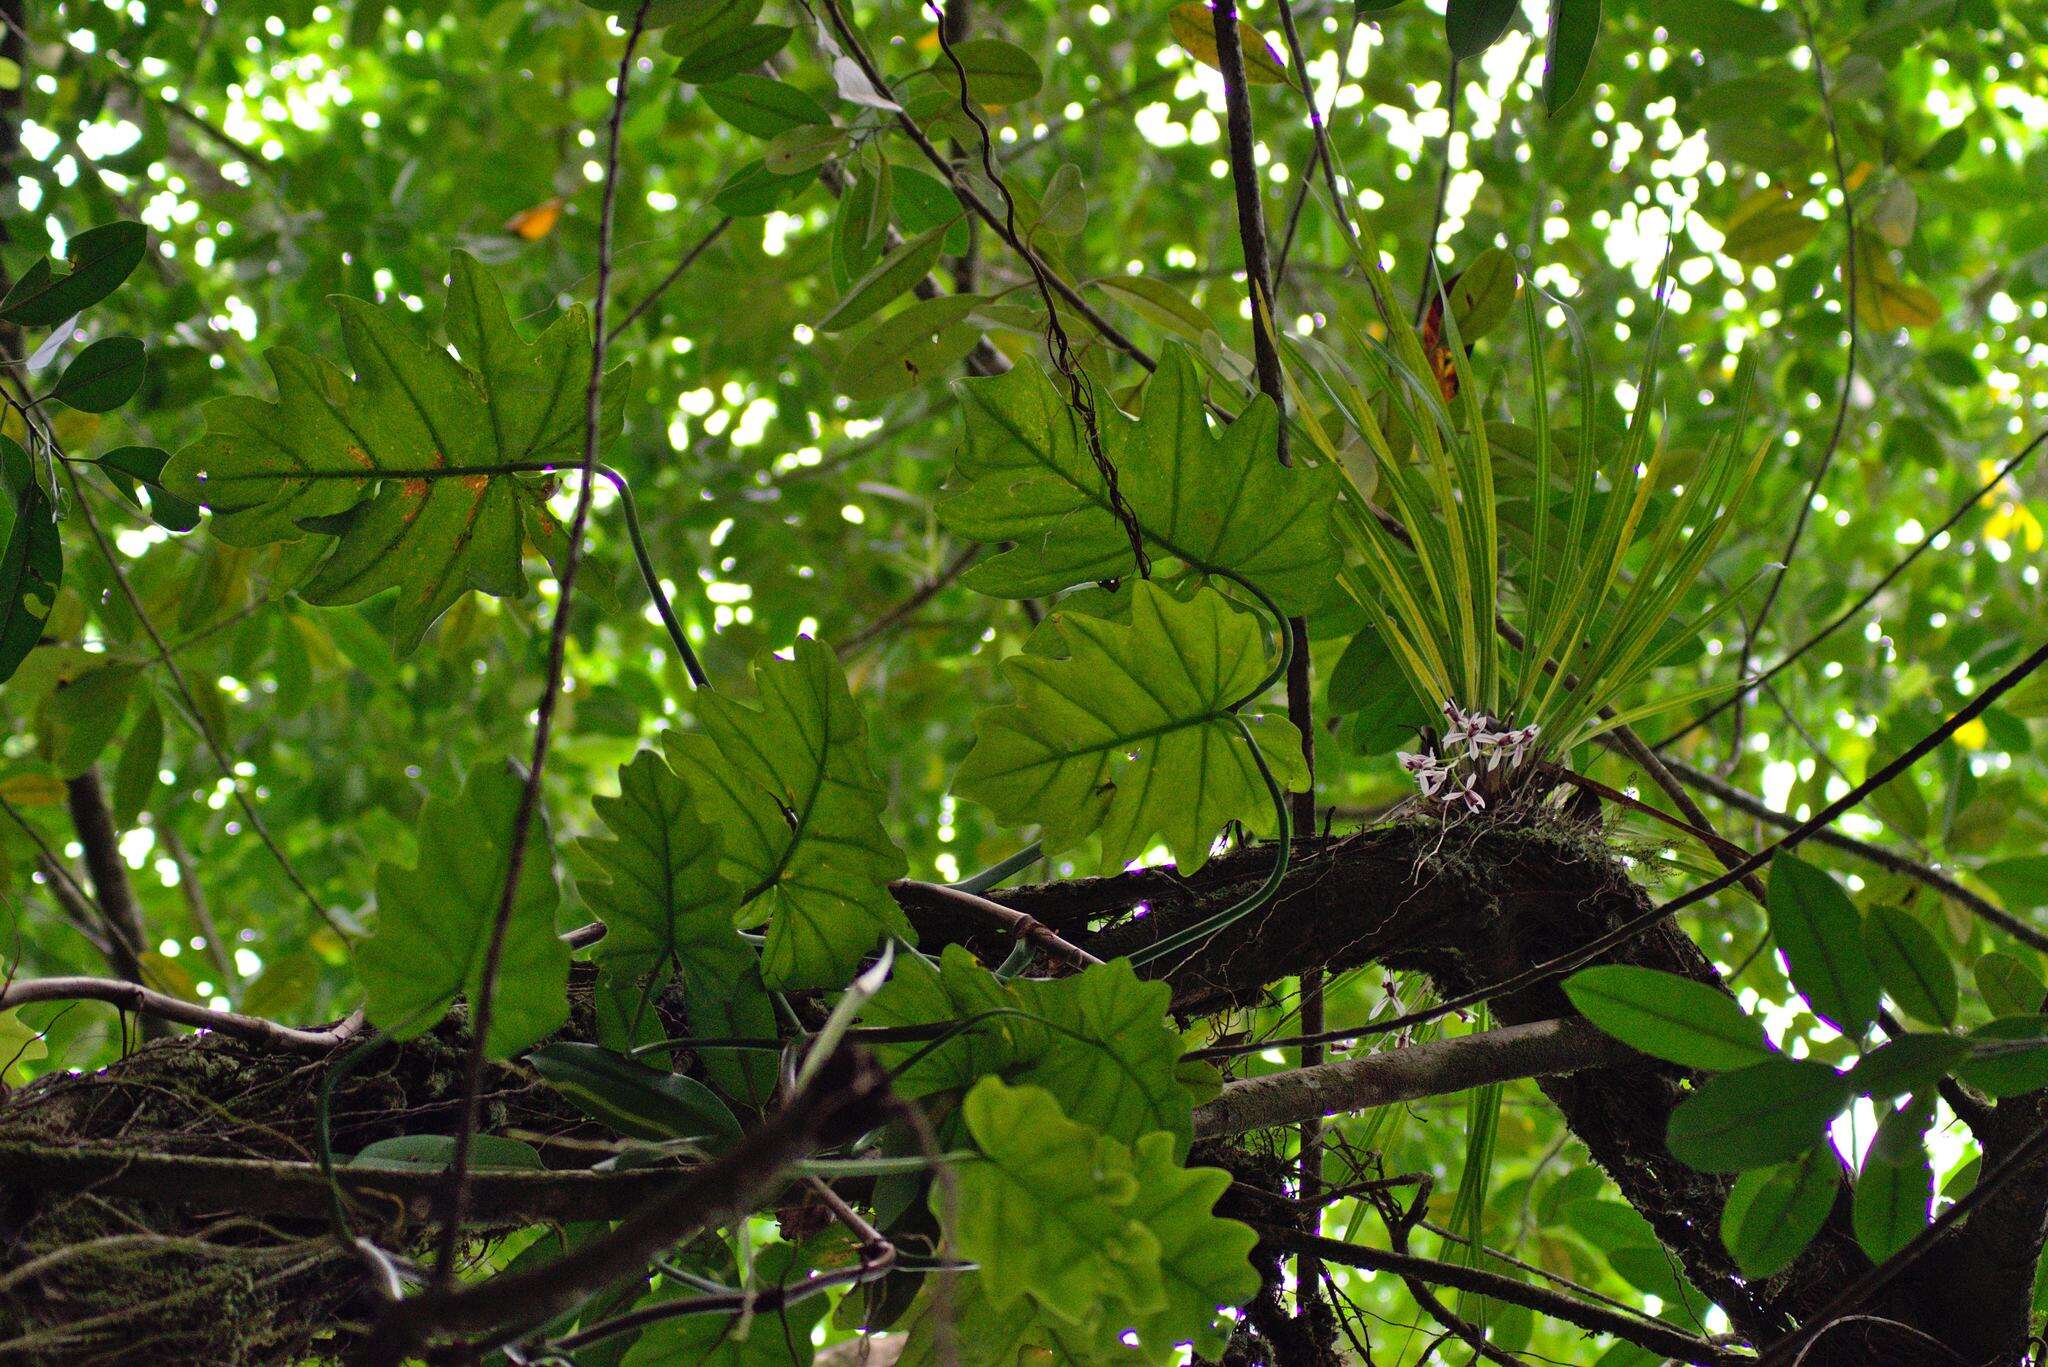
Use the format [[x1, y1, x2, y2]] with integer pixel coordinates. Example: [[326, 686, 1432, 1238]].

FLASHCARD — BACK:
[[864, 944, 1196, 1151], [940, 342, 1337, 613], [579, 750, 749, 1024], [163, 252, 622, 652], [954, 580, 1308, 874], [354, 760, 571, 1058], [663, 637, 912, 988], [940, 1079, 1258, 1360]]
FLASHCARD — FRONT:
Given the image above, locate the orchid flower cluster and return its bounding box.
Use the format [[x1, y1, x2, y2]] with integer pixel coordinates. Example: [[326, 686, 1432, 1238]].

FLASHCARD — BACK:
[[1398, 701, 1543, 814]]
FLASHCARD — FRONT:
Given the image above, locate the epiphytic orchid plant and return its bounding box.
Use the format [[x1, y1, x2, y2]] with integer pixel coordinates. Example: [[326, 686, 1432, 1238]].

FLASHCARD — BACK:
[[1286, 229, 1768, 810]]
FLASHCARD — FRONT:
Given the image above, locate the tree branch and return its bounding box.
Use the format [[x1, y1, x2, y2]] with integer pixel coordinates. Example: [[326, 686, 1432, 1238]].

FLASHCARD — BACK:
[[1194, 1019, 1640, 1139], [1257, 1226, 1738, 1366], [0, 978, 363, 1051]]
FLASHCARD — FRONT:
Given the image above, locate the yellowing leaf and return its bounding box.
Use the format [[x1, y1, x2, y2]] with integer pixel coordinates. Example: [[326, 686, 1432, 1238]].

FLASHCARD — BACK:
[[1854, 240, 1942, 331], [1169, 3, 1290, 86], [1721, 187, 1820, 267], [504, 196, 564, 241], [0, 773, 66, 805]]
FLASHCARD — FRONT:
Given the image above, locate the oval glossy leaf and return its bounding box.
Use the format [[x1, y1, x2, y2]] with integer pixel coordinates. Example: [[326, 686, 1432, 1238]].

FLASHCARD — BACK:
[[0, 221, 147, 327], [1721, 188, 1822, 267], [1720, 1145, 1840, 1278], [1667, 1057, 1852, 1172], [1445, 0, 1518, 59], [1853, 1103, 1933, 1263], [93, 445, 201, 533], [1541, 0, 1601, 114], [934, 38, 1044, 106], [1447, 247, 1518, 344], [1955, 1016, 2048, 1098], [1848, 1033, 1970, 1101], [672, 22, 791, 84], [763, 123, 851, 176], [701, 74, 831, 138], [1862, 905, 1958, 1028], [529, 1041, 743, 1145], [1562, 965, 1772, 1071], [817, 219, 953, 334], [1769, 853, 1881, 1038], [711, 158, 816, 216], [1169, 4, 1290, 86], [1977, 951, 2045, 1018], [0, 437, 63, 686], [836, 294, 986, 400], [349, 1133, 543, 1171], [51, 336, 147, 413]]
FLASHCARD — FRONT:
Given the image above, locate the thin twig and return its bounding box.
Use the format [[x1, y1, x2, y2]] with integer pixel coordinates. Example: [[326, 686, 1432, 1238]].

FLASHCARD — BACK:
[[1660, 428, 2044, 748], [432, 2, 651, 1287], [1731, 0, 1860, 747], [892, 879, 1104, 969], [1259, 1227, 1734, 1365], [836, 544, 980, 657], [606, 216, 732, 343], [60, 465, 345, 938]]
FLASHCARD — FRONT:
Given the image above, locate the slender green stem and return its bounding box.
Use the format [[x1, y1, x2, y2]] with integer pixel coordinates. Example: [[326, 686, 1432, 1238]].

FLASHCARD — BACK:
[[1126, 713, 1292, 970], [596, 465, 708, 690]]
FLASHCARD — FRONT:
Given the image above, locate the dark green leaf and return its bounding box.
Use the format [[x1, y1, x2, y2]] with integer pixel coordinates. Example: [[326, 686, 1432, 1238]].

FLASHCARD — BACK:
[[710, 158, 817, 216], [1853, 1102, 1934, 1263], [349, 1134, 542, 1171], [672, 23, 791, 84], [1666, 1057, 1851, 1172], [528, 1041, 742, 1145], [701, 75, 831, 138], [834, 295, 985, 400], [932, 38, 1044, 106], [1956, 1016, 2048, 1098], [1447, 247, 1519, 343], [93, 446, 201, 532], [818, 220, 954, 334], [1541, 0, 1600, 114], [1976, 952, 2044, 1018], [1769, 853, 1881, 1037], [1562, 965, 1773, 1071], [0, 222, 147, 327], [0, 437, 62, 686], [1720, 1145, 1840, 1278], [1979, 856, 2048, 913], [51, 337, 147, 413], [1862, 905, 1958, 1027], [1445, 0, 1518, 59], [1848, 1033, 1970, 1100]]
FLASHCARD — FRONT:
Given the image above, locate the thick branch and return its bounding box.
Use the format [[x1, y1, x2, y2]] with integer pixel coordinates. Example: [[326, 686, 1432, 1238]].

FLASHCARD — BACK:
[[63, 769, 150, 986], [0, 977, 364, 1051], [356, 1052, 888, 1362], [1195, 1019, 1640, 1139]]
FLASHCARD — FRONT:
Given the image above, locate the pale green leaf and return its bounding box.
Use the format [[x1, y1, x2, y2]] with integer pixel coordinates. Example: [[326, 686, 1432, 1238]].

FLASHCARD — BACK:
[[580, 749, 748, 1033], [866, 944, 1195, 1150], [944, 1078, 1256, 1355], [664, 638, 911, 988], [954, 581, 1307, 874], [164, 252, 620, 652], [354, 759, 570, 1057], [941, 344, 1338, 613]]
